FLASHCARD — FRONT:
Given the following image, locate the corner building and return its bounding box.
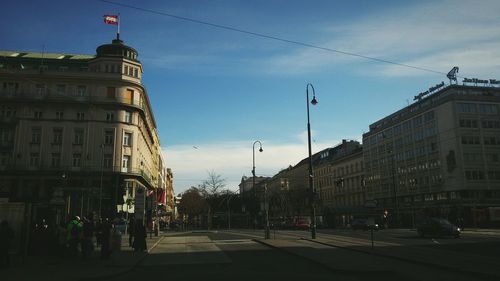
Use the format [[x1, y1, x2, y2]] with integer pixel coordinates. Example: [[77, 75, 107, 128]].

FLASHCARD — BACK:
[[362, 84, 500, 227], [0, 38, 164, 222]]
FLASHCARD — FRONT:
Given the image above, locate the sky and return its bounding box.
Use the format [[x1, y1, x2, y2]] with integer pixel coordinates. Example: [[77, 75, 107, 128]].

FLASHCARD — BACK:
[[2, 0, 500, 194]]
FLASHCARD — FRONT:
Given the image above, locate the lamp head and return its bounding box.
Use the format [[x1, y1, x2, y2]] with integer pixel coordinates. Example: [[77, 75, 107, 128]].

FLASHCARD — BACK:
[[311, 96, 318, 105], [259, 147, 263, 153]]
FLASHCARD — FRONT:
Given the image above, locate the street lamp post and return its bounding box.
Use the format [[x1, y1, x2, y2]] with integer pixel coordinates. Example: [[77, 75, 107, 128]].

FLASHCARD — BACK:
[[306, 83, 318, 239], [388, 150, 399, 227], [99, 144, 104, 218], [252, 140, 268, 239]]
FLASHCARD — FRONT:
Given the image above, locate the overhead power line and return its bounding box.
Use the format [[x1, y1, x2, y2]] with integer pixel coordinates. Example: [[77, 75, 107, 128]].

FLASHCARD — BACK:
[[99, 0, 448, 77]]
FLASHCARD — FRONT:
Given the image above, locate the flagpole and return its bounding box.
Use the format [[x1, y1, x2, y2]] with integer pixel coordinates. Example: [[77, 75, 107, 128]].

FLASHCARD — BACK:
[[117, 13, 120, 40]]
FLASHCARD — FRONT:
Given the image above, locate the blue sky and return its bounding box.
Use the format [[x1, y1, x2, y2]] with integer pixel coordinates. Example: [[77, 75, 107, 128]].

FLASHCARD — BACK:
[[2, 0, 500, 193]]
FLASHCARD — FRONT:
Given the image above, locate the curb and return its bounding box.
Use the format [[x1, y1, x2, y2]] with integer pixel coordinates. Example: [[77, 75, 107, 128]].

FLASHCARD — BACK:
[[302, 238, 498, 281], [80, 236, 164, 281]]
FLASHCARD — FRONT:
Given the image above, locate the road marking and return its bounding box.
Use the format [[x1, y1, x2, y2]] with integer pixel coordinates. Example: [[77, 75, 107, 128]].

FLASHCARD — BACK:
[[432, 239, 440, 244]]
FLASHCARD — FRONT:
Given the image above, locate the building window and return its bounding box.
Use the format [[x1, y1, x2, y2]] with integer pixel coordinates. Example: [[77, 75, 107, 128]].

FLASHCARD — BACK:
[[479, 104, 498, 114], [77, 85, 87, 96], [104, 154, 113, 168], [124, 65, 128, 75], [482, 120, 500, 129], [104, 129, 114, 145], [459, 119, 478, 128], [488, 171, 500, 180], [134, 68, 138, 77], [31, 128, 41, 144], [56, 111, 64, 120], [29, 153, 40, 167], [74, 129, 84, 145], [51, 153, 61, 168], [484, 136, 500, 145], [72, 153, 82, 167], [424, 111, 435, 122], [106, 112, 114, 121], [461, 136, 480, 145], [107, 87, 115, 99], [124, 111, 132, 123], [123, 132, 132, 146], [457, 103, 476, 113], [53, 128, 63, 144], [465, 170, 484, 180], [77, 112, 85, 120], [0, 152, 10, 166], [3, 82, 19, 94], [486, 153, 499, 163], [34, 111, 43, 119], [36, 84, 46, 95], [122, 155, 130, 172], [56, 84, 66, 95]]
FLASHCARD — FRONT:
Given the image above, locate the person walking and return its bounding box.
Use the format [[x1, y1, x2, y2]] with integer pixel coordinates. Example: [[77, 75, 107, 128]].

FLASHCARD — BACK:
[[100, 218, 112, 259], [67, 216, 82, 257], [133, 223, 147, 252], [0, 220, 15, 268], [81, 217, 94, 259], [56, 221, 67, 257], [128, 219, 135, 247]]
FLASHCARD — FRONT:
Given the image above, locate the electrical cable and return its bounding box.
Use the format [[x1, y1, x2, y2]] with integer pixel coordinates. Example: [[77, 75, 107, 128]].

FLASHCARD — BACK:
[[98, 0, 451, 77]]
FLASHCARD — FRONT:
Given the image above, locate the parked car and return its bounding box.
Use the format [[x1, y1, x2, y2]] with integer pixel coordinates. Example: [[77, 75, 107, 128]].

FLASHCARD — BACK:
[[351, 219, 379, 231], [294, 222, 310, 231], [416, 218, 461, 238]]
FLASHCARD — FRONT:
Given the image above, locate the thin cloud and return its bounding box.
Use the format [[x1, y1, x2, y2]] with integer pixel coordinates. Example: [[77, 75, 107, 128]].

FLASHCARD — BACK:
[[162, 132, 339, 194], [261, 0, 500, 77]]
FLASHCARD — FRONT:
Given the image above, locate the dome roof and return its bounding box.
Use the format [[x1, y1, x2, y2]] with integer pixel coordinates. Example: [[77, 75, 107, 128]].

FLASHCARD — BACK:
[[95, 38, 139, 62]]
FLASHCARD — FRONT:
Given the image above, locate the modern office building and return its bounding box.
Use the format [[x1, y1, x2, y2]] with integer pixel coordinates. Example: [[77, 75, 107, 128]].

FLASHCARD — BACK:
[[362, 83, 500, 227], [0, 37, 167, 224]]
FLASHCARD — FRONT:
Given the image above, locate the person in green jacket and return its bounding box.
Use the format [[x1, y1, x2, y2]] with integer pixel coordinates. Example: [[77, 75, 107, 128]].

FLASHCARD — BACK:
[[67, 216, 82, 257]]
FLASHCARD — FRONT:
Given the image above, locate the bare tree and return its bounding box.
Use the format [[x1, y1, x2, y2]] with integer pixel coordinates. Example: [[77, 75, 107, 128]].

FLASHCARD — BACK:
[[199, 170, 226, 229], [177, 187, 207, 227]]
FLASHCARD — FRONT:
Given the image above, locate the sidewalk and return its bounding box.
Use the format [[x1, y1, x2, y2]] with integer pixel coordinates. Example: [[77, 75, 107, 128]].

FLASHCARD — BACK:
[[3, 234, 163, 281]]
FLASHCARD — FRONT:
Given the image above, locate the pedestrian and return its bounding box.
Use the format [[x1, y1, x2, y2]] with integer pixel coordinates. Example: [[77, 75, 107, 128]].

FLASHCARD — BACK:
[[133, 223, 147, 252], [67, 216, 82, 257], [56, 221, 67, 257], [128, 219, 135, 247], [95, 218, 102, 247], [0, 220, 15, 268], [100, 218, 112, 259], [81, 217, 94, 259]]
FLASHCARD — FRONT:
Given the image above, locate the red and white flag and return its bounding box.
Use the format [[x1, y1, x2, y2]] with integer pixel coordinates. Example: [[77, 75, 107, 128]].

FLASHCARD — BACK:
[[103, 15, 118, 25]]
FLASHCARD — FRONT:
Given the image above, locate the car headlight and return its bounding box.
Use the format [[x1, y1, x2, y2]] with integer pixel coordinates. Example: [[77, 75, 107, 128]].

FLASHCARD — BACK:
[[457, 227, 461, 232]]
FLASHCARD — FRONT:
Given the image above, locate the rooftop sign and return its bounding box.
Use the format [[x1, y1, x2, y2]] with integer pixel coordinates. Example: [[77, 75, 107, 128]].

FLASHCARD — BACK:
[[414, 81, 445, 101]]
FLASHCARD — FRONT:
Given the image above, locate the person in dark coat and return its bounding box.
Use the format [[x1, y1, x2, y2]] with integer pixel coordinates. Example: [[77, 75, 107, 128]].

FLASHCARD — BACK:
[[128, 219, 135, 247], [100, 219, 112, 259], [81, 217, 94, 259], [133, 223, 147, 252], [0, 220, 15, 268]]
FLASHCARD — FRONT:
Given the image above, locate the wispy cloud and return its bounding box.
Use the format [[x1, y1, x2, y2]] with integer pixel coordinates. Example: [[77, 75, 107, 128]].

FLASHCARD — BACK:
[[162, 132, 341, 194], [261, 0, 500, 77]]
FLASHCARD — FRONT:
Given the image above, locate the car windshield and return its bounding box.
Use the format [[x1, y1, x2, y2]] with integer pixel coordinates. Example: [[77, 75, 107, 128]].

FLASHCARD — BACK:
[[434, 218, 452, 225]]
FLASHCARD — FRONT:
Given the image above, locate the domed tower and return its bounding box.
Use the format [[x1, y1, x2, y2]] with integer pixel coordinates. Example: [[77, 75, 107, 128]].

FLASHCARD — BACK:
[[89, 38, 143, 84]]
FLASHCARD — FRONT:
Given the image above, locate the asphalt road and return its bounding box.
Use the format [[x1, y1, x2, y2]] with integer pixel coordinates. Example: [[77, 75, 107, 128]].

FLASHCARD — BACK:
[[108, 231, 362, 281], [106, 229, 500, 281]]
